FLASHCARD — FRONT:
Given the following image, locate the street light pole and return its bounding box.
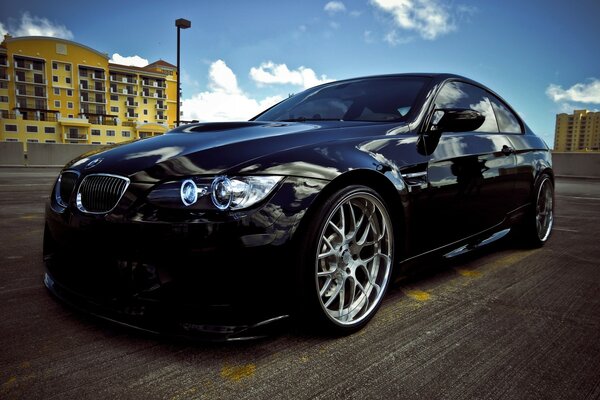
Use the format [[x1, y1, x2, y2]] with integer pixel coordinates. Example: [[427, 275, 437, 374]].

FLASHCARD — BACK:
[[175, 18, 191, 127]]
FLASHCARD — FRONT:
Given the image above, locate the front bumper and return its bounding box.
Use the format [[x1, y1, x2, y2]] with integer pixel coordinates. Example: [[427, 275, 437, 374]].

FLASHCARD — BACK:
[[43, 176, 327, 340]]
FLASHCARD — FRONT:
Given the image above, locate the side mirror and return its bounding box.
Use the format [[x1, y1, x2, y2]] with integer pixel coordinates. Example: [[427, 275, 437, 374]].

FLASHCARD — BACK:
[[429, 108, 485, 133]]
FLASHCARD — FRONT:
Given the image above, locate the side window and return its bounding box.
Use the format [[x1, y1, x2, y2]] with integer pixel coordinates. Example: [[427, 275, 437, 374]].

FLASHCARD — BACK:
[[434, 81, 499, 133], [488, 95, 522, 134]]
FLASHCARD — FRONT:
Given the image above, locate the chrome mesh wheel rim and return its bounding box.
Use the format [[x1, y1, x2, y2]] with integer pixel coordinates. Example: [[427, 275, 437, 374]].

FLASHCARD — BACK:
[[315, 192, 393, 326], [536, 177, 554, 242]]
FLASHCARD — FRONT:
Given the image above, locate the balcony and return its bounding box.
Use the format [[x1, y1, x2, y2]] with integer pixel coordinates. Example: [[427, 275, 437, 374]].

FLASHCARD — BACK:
[[155, 103, 167, 110], [125, 101, 139, 107], [121, 77, 137, 84], [122, 89, 137, 96], [0, 59, 8, 67], [16, 89, 47, 98], [0, 74, 8, 81], [15, 76, 46, 85], [126, 113, 139, 118], [80, 96, 106, 104], [155, 114, 166, 120], [92, 72, 106, 80], [64, 133, 88, 141]]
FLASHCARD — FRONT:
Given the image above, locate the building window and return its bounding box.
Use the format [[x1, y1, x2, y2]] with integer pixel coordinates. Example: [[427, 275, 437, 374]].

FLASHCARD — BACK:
[[5, 138, 19, 142], [26, 126, 38, 133], [65, 64, 71, 72], [53, 76, 58, 82], [91, 129, 101, 136], [68, 114, 74, 118], [65, 77, 71, 84], [52, 62, 58, 70], [67, 102, 73, 109], [92, 141, 101, 144], [45, 140, 56, 143], [5, 124, 17, 132], [67, 89, 73, 96], [143, 109, 148, 115], [110, 106, 119, 113], [106, 130, 115, 137], [121, 130, 131, 137], [143, 99, 148, 104], [54, 100, 60, 108], [54, 88, 60, 95], [110, 94, 118, 101], [0, 96, 8, 103], [45, 127, 56, 133], [27, 139, 39, 143]]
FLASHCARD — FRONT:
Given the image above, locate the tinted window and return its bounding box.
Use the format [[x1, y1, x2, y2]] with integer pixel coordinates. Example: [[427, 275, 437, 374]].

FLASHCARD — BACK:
[[488, 95, 522, 133], [254, 77, 429, 122], [434, 81, 499, 133]]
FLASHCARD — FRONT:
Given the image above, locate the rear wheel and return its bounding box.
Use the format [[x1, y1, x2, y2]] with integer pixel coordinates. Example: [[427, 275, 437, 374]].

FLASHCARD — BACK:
[[514, 173, 554, 247], [297, 185, 394, 333]]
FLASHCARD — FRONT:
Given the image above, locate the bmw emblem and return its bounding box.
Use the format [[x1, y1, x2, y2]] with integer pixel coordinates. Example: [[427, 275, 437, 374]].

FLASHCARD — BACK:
[[85, 158, 103, 169]]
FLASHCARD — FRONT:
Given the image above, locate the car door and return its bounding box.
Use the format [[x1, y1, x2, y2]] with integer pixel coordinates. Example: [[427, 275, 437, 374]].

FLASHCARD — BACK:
[[409, 81, 517, 254]]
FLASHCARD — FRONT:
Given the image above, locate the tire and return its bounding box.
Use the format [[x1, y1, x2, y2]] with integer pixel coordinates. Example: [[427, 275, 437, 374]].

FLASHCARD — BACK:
[[514, 173, 554, 248], [296, 185, 394, 334]]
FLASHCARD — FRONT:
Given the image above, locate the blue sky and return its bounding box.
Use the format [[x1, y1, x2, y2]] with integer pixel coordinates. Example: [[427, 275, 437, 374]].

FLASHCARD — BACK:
[[2, 0, 600, 147]]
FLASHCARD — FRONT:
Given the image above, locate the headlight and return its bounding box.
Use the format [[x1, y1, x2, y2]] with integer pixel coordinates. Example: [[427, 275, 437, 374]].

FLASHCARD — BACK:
[[148, 175, 284, 211], [180, 179, 198, 206]]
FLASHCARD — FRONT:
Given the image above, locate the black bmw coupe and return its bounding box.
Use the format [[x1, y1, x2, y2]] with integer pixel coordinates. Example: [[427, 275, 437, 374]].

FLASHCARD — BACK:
[[44, 73, 554, 340]]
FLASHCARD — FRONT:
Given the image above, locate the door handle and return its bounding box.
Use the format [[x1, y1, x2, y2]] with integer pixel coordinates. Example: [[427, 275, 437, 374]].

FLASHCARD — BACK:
[[501, 145, 514, 156]]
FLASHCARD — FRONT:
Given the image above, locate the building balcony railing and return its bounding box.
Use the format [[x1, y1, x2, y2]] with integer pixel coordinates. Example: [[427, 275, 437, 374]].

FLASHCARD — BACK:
[[80, 96, 106, 104], [16, 89, 47, 98], [64, 133, 88, 141], [155, 103, 167, 110], [126, 113, 139, 118], [122, 121, 137, 127], [112, 76, 137, 84], [125, 101, 139, 107], [14, 62, 43, 71], [0, 59, 8, 67], [0, 74, 9, 81], [15, 76, 46, 85], [155, 115, 166, 120], [122, 89, 137, 95], [91, 73, 106, 80]]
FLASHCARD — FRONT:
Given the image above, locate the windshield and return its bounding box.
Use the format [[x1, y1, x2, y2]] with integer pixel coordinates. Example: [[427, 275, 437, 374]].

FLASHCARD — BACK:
[[253, 76, 429, 123]]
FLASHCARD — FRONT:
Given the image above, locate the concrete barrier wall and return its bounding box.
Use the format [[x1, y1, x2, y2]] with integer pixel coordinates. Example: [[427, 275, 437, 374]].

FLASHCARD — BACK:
[[552, 152, 600, 178], [0, 142, 25, 165], [26, 143, 103, 167]]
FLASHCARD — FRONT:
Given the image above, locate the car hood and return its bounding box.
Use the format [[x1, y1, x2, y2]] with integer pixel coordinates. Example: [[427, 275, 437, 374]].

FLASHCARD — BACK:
[[64, 121, 395, 182]]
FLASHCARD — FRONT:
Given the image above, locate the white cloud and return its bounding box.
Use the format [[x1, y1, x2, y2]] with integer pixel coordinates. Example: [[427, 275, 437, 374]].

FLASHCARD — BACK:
[[208, 59, 240, 94], [546, 79, 600, 104], [109, 53, 149, 67], [324, 1, 347, 14], [250, 61, 332, 89], [181, 60, 284, 122], [10, 12, 73, 39], [370, 0, 455, 40], [384, 30, 414, 46], [0, 22, 7, 37]]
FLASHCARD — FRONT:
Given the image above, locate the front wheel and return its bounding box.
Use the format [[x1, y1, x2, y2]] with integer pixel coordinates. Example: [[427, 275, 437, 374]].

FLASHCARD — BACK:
[[297, 185, 394, 334]]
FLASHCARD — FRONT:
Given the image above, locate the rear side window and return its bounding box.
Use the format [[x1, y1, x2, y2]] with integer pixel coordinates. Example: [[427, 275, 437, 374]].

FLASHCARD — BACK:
[[488, 95, 523, 133], [434, 81, 499, 133]]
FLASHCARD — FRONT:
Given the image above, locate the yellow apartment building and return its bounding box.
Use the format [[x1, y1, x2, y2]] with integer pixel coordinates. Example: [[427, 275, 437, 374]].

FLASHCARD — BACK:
[[554, 109, 600, 152], [0, 35, 178, 148]]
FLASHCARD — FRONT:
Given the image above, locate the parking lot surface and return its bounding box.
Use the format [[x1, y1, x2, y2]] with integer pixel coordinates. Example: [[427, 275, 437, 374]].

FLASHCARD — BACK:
[[1, 168, 599, 399]]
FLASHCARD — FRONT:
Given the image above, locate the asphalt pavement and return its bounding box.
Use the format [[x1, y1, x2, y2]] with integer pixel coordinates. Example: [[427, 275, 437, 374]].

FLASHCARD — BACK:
[[0, 167, 599, 400]]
